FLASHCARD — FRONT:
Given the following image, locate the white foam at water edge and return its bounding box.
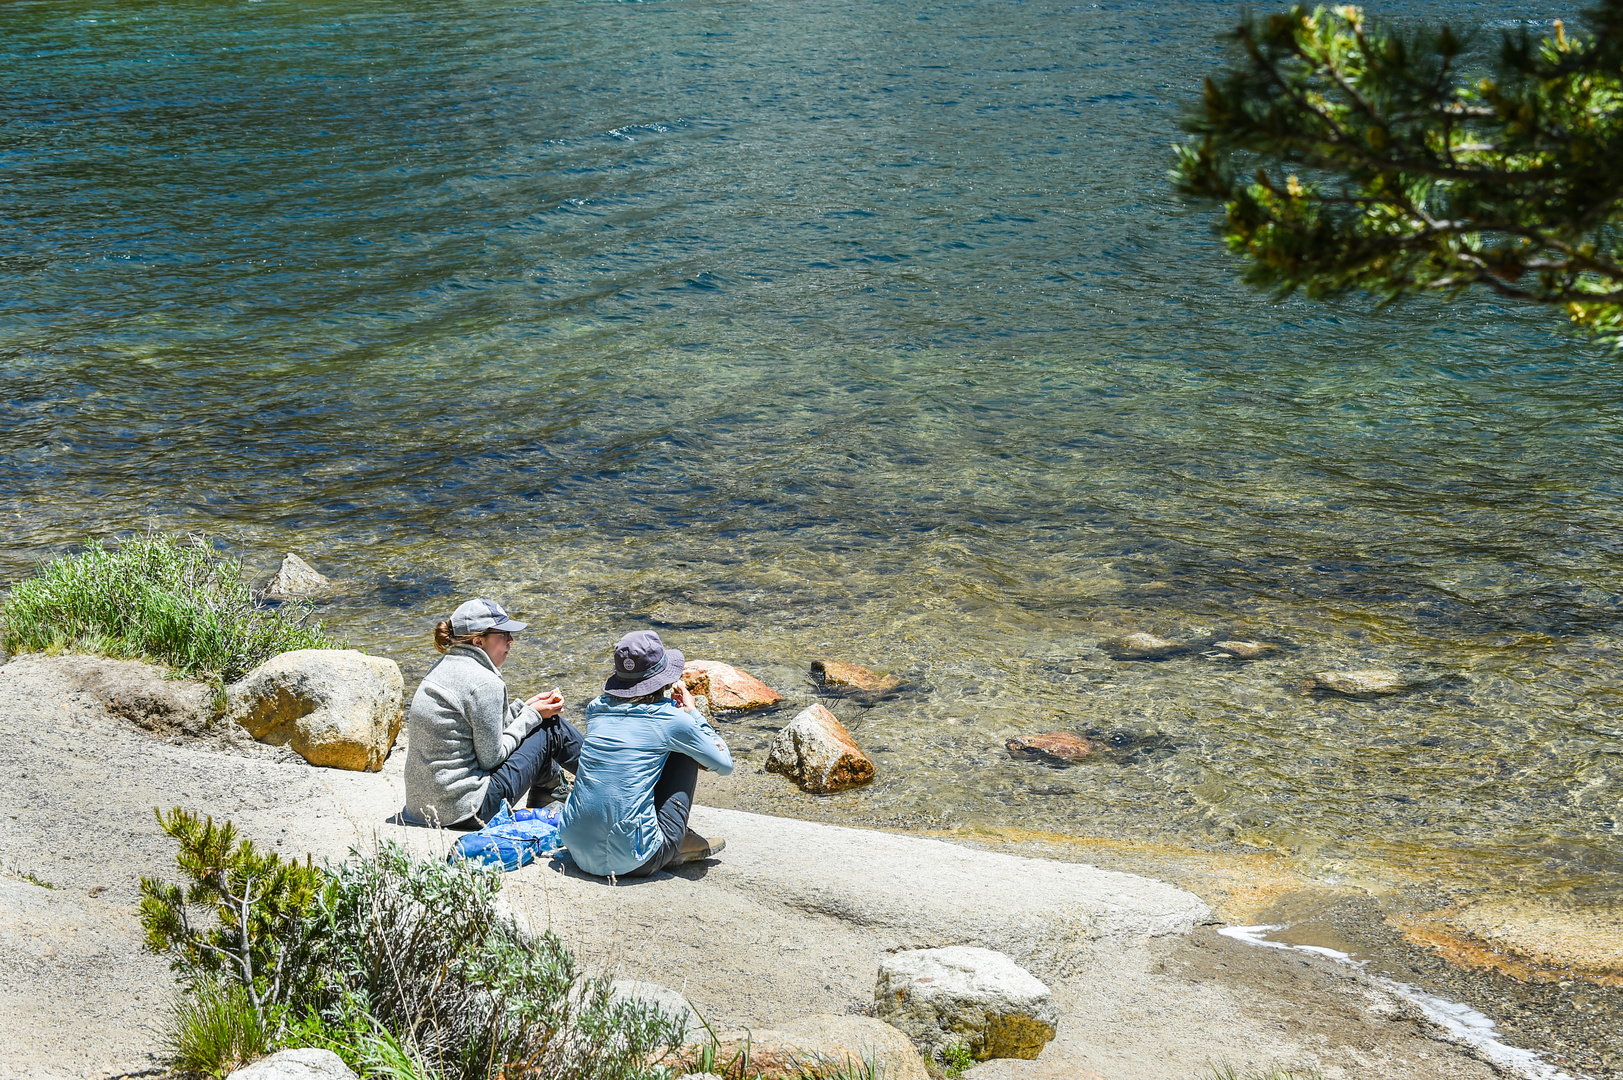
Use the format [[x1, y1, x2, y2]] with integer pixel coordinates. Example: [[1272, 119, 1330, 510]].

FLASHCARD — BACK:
[[1218, 925, 1582, 1080]]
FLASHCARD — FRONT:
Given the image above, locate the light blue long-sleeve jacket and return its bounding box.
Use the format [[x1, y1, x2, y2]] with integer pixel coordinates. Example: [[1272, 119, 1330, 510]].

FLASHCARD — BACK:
[[558, 694, 734, 876]]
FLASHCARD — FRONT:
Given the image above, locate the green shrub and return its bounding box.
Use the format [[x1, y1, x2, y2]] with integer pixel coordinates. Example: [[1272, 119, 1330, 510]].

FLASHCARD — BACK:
[[143, 811, 687, 1080], [323, 842, 684, 1080], [1, 531, 339, 683]]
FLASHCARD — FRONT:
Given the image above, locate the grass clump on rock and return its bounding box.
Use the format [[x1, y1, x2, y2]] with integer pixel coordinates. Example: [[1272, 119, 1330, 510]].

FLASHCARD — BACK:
[[1, 532, 339, 684]]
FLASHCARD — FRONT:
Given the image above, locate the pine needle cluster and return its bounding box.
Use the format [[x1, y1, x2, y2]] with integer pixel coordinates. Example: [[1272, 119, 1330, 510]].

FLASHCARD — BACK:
[[1174, 2, 1623, 343]]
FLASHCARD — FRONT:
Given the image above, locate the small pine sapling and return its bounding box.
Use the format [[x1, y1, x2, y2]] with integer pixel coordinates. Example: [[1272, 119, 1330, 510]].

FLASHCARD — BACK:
[[139, 807, 330, 1034]]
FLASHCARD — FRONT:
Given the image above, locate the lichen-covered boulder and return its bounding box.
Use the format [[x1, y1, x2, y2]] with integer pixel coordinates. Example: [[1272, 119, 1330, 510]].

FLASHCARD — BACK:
[[681, 659, 783, 710], [766, 704, 875, 794], [227, 1048, 356, 1080], [227, 649, 402, 771], [875, 946, 1059, 1061]]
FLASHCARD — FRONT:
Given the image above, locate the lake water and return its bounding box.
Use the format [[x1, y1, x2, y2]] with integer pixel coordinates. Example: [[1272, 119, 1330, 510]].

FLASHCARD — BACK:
[[3, 0, 1618, 926]]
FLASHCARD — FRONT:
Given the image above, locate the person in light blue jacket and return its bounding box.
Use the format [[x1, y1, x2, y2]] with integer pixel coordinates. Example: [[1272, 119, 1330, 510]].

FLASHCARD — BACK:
[[559, 630, 733, 877]]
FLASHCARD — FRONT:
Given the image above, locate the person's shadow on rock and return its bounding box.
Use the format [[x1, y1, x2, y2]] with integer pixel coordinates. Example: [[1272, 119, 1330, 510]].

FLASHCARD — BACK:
[[543, 853, 717, 884]]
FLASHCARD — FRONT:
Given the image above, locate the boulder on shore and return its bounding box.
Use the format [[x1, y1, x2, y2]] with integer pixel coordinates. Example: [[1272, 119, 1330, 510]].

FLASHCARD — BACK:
[[1006, 732, 1095, 764], [810, 659, 902, 696], [1302, 668, 1408, 697], [1099, 632, 1181, 660], [227, 1048, 356, 1080], [766, 704, 875, 793], [608, 978, 697, 1042], [875, 946, 1059, 1061], [679, 1016, 927, 1080], [681, 659, 783, 711], [780, 1014, 930, 1080], [227, 649, 403, 771], [263, 552, 332, 599]]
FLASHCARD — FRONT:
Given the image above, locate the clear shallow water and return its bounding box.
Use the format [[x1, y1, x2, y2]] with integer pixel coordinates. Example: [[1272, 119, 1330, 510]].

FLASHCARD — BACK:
[[3, 0, 1620, 909]]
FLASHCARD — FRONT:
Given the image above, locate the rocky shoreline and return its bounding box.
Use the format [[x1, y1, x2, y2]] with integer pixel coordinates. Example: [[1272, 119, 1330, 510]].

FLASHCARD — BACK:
[[0, 650, 1603, 1079]]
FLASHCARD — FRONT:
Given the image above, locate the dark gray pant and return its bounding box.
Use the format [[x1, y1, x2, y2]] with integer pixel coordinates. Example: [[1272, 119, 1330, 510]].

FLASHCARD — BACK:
[[473, 717, 584, 826], [623, 753, 700, 877]]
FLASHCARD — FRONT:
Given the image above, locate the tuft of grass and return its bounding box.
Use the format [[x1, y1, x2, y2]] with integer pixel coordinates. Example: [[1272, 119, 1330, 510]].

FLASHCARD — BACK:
[[1, 532, 341, 684], [19, 870, 56, 890], [1205, 1065, 1325, 1080], [678, 1012, 885, 1080], [164, 979, 273, 1079], [284, 995, 442, 1080], [938, 1039, 972, 1078]]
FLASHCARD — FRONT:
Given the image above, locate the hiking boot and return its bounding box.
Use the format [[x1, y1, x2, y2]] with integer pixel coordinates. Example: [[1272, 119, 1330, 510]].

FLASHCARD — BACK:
[[527, 767, 569, 808], [676, 829, 725, 863]]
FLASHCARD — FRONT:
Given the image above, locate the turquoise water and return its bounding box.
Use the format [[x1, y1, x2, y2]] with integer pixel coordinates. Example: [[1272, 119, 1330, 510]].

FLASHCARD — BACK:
[[3, 0, 1619, 908]]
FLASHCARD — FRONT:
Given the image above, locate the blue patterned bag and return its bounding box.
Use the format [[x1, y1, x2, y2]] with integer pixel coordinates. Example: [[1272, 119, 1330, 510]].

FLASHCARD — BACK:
[[448, 800, 563, 871]]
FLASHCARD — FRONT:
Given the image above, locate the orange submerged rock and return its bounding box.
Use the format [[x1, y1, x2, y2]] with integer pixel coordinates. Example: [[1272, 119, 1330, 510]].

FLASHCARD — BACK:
[[810, 659, 902, 695], [1006, 732, 1095, 763], [681, 659, 784, 711]]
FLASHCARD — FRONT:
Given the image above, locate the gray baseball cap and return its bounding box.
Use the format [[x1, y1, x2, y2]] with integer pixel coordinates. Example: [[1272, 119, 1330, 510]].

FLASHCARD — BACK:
[[450, 598, 528, 636], [603, 629, 685, 698]]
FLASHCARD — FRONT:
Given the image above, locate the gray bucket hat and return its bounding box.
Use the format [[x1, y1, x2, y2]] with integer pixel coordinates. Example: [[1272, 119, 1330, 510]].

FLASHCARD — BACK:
[[450, 598, 528, 636], [603, 629, 685, 698]]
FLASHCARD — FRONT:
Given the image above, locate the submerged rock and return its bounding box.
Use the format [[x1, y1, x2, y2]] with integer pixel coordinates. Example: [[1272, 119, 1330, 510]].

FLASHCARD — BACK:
[[766, 704, 876, 793], [647, 601, 725, 629], [1213, 640, 1279, 660], [1006, 732, 1095, 764], [1099, 632, 1180, 660], [1303, 668, 1408, 697], [264, 552, 332, 598], [681, 659, 783, 711], [227, 649, 403, 771], [811, 659, 902, 695], [875, 946, 1059, 1061]]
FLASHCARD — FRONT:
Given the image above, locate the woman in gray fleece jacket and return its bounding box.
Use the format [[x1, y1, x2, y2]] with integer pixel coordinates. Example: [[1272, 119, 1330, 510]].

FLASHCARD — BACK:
[[402, 598, 583, 828]]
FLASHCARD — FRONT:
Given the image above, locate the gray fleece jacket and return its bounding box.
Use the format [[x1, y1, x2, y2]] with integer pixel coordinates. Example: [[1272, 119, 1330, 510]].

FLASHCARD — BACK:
[[403, 644, 542, 826]]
